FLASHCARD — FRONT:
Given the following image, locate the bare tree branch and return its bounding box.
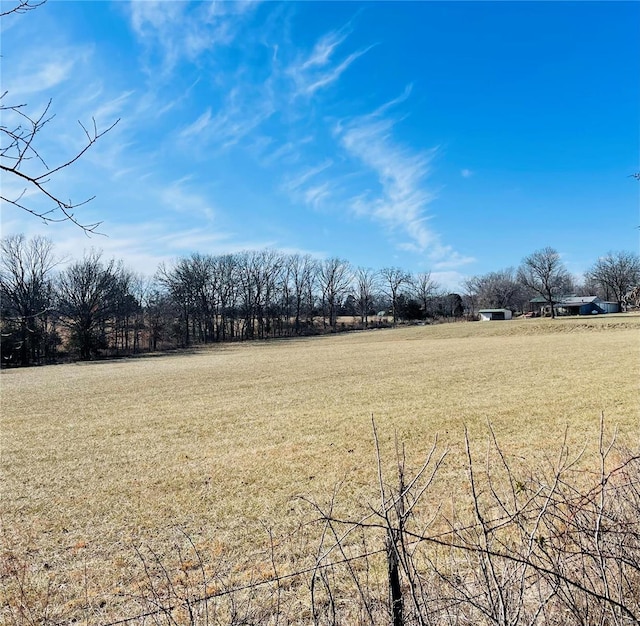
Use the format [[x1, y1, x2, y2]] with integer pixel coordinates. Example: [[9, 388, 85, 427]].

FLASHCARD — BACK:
[[0, 0, 45, 17], [1, 9, 119, 234], [1, 91, 119, 233]]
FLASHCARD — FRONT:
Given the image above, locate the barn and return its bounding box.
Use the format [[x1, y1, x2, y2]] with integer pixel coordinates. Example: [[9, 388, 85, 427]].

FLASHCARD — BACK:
[[478, 309, 513, 321]]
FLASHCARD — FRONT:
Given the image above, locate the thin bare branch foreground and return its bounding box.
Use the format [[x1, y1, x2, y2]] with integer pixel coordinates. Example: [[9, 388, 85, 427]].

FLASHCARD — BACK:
[[0, 0, 45, 17], [2, 416, 638, 625], [0, 91, 119, 233], [1, 1, 118, 232]]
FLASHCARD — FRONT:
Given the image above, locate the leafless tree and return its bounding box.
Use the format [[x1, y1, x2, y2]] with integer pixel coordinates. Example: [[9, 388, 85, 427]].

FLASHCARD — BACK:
[[57, 250, 120, 359], [318, 258, 352, 331], [143, 287, 176, 352], [380, 267, 412, 325], [233, 250, 286, 340], [467, 268, 528, 313], [517, 247, 571, 318], [213, 254, 240, 341], [461, 276, 480, 318], [259, 250, 286, 338], [157, 257, 198, 346], [288, 254, 317, 334], [0, 234, 58, 365], [411, 271, 440, 320], [355, 267, 378, 328], [586, 251, 640, 311], [1, 1, 118, 232], [188, 253, 219, 343]]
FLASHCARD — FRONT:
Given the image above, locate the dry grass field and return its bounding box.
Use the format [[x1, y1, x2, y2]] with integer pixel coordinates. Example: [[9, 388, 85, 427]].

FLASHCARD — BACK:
[[1, 314, 639, 623]]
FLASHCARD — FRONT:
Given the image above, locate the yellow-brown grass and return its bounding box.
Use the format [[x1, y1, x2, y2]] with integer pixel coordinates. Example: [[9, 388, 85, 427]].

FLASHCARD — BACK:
[[1, 314, 639, 622]]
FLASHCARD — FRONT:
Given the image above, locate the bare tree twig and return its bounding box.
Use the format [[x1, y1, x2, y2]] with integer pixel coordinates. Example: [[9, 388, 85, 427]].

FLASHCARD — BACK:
[[1, 83, 119, 233], [0, 0, 45, 17]]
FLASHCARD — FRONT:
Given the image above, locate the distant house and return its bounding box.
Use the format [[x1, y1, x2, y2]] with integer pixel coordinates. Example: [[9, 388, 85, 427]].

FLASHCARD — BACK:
[[529, 295, 619, 316], [478, 308, 513, 321], [529, 296, 554, 316], [556, 296, 618, 316]]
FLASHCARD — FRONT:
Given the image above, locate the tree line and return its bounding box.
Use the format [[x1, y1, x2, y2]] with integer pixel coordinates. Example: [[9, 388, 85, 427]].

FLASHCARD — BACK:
[[1, 234, 639, 366]]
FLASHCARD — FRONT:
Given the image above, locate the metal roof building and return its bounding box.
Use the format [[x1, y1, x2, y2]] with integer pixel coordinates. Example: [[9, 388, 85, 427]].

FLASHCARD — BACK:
[[528, 295, 619, 316], [556, 296, 619, 315], [478, 308, 513, 321]]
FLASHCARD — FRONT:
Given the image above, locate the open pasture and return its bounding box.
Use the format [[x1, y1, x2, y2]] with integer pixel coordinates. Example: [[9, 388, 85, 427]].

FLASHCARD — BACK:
[[1, 315, 639, 623]]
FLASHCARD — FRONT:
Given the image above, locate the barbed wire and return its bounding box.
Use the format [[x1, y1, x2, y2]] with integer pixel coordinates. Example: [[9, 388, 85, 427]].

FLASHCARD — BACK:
[[99, 546, 388, 626]]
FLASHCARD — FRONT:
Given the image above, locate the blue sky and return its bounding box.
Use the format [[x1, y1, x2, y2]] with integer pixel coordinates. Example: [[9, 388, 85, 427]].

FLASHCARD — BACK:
[[1, 0, 639, 288]]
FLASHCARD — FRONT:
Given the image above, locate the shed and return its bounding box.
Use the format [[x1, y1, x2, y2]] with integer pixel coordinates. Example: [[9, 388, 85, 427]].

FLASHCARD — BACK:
[[478, 309, 512, 321]]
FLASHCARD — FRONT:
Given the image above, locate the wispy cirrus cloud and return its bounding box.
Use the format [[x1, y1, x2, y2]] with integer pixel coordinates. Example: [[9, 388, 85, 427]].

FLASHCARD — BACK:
[[173, 15, 371, 155], [128, 2, 205, 74], [281, 160, 335, 210], [6, 58, 76, 97], [159, 177, 217, 222], [282, 160, 333, 194], [91, 90, 136, 127], [300, 27, 350, 70], [430, 270, 469, 291], [288, 26, 374, 97], [335, 92, 474, 268], [179, 96, 276, 151], [179, 108, 213, 140], [337, 111, 438, 247], [3, 39, 93, 98], [431, 247, 475, 269], [127, 0, 261, 76], [303, 183, 332, 210], [156, 228, 235, 253]]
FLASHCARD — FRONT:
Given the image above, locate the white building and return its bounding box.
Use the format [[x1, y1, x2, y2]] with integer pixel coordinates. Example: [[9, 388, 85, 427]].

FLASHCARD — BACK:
[[478, 309, 513, 321]]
